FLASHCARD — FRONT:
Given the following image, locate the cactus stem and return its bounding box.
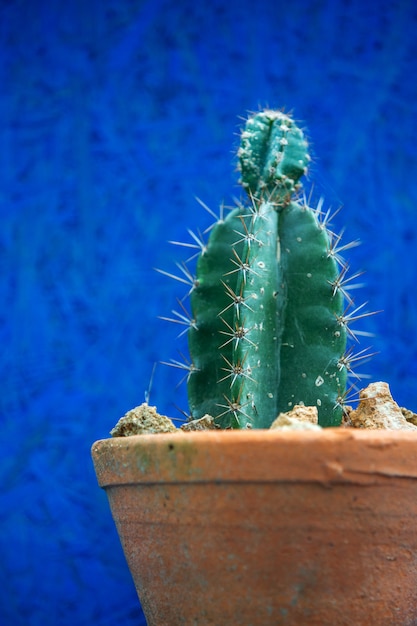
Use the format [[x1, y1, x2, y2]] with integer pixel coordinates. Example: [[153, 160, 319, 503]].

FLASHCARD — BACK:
[[163, 109, 376, 428]]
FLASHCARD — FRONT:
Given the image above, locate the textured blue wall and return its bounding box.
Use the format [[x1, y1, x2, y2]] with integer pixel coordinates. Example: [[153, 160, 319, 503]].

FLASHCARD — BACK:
[[2, 0, 417, 623]]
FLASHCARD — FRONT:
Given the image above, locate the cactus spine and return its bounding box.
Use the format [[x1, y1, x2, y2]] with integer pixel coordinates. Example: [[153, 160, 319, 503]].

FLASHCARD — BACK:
[[168, 110, 360, 428]]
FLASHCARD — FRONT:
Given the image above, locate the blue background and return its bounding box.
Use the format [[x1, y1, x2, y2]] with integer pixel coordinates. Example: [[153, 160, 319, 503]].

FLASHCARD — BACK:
[[2, 0, 417, 623]]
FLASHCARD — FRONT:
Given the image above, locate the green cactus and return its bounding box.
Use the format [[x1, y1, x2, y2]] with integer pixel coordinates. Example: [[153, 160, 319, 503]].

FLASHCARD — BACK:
[[165, 109, 367, 428]]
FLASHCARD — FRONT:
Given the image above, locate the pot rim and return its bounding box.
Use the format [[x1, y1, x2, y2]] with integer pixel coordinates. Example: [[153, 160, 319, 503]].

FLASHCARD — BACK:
[[91, 429, 417, 488]]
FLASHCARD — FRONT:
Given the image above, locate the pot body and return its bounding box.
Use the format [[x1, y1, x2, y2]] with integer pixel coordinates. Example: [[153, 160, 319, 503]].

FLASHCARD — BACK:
[[92, 429, 417, 626]]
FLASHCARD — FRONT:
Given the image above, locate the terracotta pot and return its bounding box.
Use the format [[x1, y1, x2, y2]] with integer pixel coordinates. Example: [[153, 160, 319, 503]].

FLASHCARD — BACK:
[[91, 429, 417, 625]]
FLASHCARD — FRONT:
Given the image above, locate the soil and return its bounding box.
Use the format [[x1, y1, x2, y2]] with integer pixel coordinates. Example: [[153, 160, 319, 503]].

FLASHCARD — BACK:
[[110, 381, 417, 436]]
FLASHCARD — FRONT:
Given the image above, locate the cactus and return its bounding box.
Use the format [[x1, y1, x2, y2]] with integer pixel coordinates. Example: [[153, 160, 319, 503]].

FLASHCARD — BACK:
[[164, 109, 369, 429]]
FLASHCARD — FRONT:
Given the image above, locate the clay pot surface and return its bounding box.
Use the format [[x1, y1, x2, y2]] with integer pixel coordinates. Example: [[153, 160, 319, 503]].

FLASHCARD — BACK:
[[92, 429, 417, 625]]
